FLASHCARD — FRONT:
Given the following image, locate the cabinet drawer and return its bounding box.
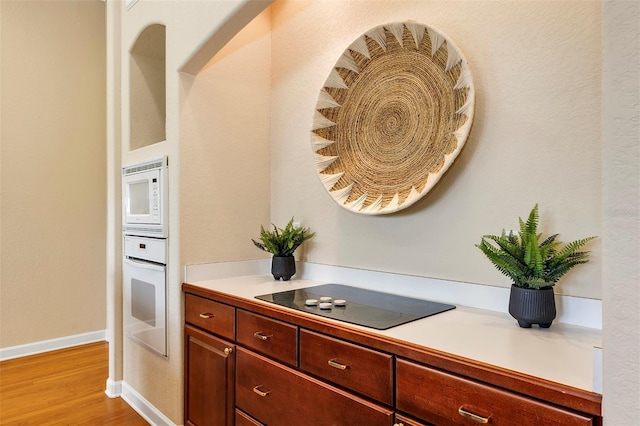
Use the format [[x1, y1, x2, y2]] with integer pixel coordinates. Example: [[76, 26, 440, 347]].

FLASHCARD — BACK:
[[236, 309, 298, 366], [300, 329, 393, 405], [396, 359, 593, 426], [235, 409, 264, 426], [236, 348, 394, 426], [395, 413, 431, 426], [185, 294, 235, 340]]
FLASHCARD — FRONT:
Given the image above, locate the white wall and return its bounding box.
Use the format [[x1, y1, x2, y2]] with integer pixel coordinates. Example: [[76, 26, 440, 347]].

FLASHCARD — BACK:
[[602, 1, 640, 422], [0, 0, 106, 348], [270, 0, 602, 299]]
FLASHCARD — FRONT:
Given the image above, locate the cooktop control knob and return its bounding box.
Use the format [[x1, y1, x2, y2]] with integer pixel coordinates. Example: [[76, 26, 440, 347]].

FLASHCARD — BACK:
[[305, 299, 318, 306], [333, 299, 347, 306], [320, 296, 332, 302], [319, 302, 332, 310]]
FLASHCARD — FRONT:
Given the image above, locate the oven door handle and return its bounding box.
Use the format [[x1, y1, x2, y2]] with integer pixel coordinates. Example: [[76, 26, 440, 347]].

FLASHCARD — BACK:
[[123, 257, 165, 272]]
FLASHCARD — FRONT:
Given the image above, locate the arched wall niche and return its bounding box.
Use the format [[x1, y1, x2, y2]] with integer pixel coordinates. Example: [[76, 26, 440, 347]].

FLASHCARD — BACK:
[[129, 24, 166, 150]]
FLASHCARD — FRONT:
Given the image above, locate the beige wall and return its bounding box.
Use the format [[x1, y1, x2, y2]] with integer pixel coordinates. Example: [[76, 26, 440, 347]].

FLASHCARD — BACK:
[[180, 10, 272, 265], [0, 1, 106, 348], [270, 0, 602, 299]]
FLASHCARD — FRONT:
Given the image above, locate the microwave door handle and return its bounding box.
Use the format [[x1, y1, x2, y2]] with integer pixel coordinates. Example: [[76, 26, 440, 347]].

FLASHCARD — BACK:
[[123, 257, 165, 272]]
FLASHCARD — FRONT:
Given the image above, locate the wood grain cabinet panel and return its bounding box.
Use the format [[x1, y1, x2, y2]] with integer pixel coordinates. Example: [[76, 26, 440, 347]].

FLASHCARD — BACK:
[[185, 293, 235, 340], [396, 358, 593, 426], [236, 347, 394, 426], [394, 413, 431, 426], [300, 328, 393, 405], [235, 409, 264, 426], [236, 309, 298, 366], [184, 325, 235, 426]]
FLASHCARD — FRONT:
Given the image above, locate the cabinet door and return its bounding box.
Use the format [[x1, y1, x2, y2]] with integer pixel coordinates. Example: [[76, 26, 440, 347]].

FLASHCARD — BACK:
[[184, 325, 235, 426]]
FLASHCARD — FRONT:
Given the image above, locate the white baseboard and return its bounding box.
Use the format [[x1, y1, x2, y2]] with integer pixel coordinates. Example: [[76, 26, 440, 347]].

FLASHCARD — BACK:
[[0, 330, 106, 361], [105, 378, 123, 398], [121, 381, 175, 426]]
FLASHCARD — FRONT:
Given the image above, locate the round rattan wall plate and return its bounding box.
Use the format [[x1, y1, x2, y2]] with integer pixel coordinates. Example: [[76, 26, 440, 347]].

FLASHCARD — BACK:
[[311, 22, 475, 215]]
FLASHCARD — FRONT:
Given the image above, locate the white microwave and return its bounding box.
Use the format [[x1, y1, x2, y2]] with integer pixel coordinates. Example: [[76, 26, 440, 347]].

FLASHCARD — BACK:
[[122, 156, 168, 237]]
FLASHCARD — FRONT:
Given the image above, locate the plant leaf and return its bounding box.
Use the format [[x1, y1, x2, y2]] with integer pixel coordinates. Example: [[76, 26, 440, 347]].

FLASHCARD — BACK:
[[476, 204, 596, 288], [252, 217, 316, 256]]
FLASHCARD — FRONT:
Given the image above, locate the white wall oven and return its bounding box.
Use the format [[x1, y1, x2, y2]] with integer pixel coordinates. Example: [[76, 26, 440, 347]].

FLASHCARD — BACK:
[[122, 156, 168, 238], [122, 157, 169, 357], [123, 235, 167, 357]]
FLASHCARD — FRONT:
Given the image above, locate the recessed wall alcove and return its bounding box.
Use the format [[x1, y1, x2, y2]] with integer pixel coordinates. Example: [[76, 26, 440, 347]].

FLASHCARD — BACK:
[[178, 7, 272, 265], [129, 24, 166, 150]]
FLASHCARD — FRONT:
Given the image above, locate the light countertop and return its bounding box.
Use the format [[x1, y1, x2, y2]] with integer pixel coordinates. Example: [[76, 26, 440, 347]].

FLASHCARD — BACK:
[[187, 274, 601, 393]]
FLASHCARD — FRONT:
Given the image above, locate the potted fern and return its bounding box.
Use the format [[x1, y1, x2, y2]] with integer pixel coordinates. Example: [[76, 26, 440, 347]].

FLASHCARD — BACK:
[[252, 218, 315, 281], [476, 204, 595, 328]]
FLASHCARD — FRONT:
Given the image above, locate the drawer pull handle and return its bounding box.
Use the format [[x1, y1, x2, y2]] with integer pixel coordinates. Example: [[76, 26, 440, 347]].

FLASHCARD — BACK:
[[458, 407, 489, 424], [253, 385, 271, 397], [253, 332, 271, 341], [223, 347, 233, 355], [199, 313, 214, 319], [328, 359, 349, 370]]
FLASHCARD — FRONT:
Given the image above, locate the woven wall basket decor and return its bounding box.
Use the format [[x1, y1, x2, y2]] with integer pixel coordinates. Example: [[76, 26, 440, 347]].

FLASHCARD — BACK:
[[311, 22, 475, 215]]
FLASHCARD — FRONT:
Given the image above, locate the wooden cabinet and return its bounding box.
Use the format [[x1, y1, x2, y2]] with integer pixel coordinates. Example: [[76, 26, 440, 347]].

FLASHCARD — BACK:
[[394, 413, 431, 426], [235, 409, 263, 426], [185, 293, 235, 340], [236, 309, 298, 367], [184, 325, 235, 426], [236, 347, 393, 426], [183, 284, 602, 426], [396, 358, 593, 425], [299, 328, 393, 405]]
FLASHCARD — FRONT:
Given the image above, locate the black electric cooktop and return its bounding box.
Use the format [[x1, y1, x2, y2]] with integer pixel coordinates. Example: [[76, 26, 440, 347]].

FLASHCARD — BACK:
[[255, 284, 455, 330]]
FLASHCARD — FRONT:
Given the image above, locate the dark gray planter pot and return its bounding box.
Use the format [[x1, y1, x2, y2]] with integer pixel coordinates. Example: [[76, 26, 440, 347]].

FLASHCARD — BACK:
[[508, 285, 556, 328], [271, 255, 295, 281]]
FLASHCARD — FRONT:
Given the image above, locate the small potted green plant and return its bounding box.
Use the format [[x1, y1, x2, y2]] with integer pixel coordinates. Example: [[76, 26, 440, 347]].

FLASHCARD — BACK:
[[252, 218, 315, 281], [476, 204, 595, 328]]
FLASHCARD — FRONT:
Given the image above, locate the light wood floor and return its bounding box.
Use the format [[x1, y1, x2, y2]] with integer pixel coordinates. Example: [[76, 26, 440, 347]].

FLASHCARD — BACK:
[[0, 342, 149, 425]]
